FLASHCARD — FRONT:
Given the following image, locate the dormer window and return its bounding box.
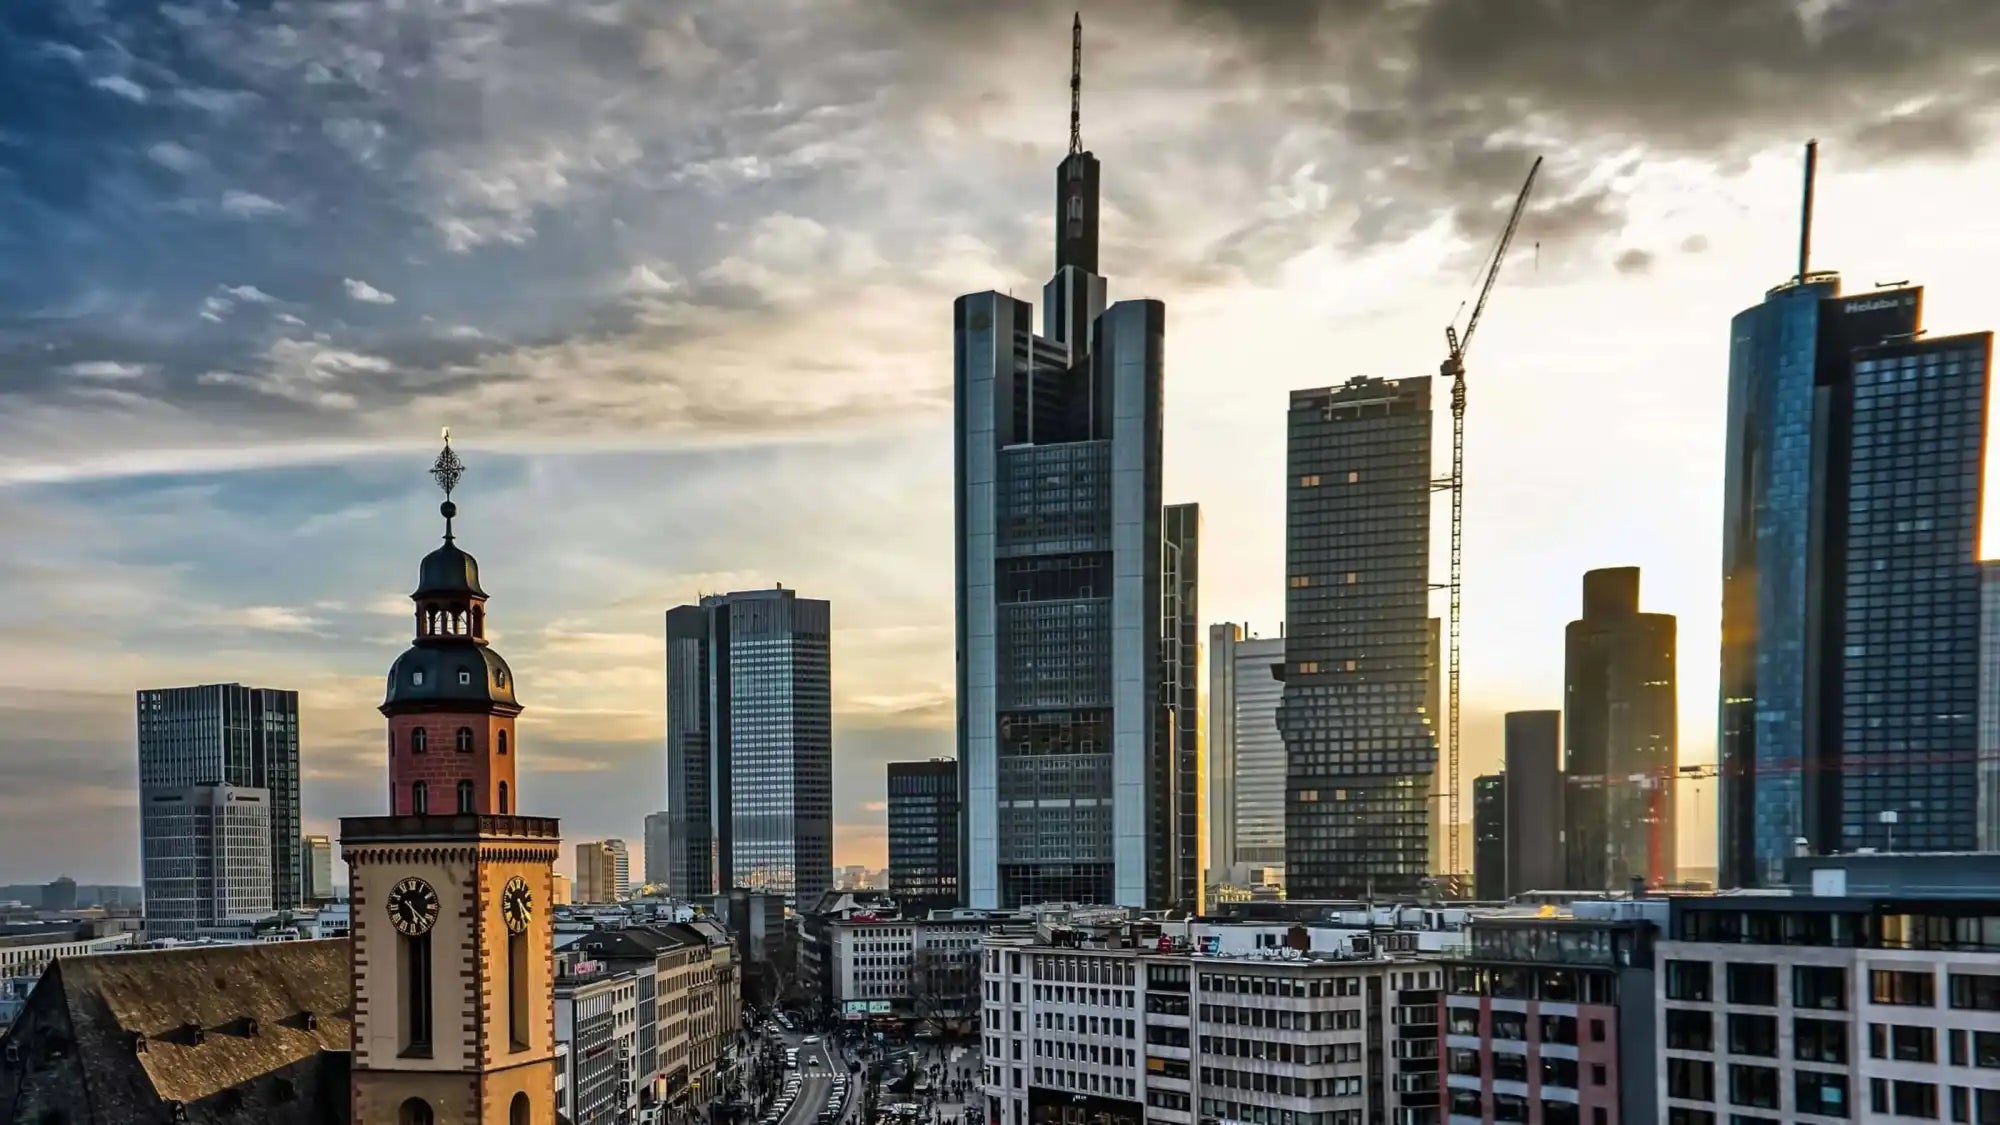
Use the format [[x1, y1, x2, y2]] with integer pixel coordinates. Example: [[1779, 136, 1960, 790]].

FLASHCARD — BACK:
[[412, 670, 425, 686], [458, 670, 472, 686]]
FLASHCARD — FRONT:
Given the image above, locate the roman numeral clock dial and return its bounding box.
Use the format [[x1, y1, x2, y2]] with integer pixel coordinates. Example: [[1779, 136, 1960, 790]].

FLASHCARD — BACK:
[[501, 875, 533, 934], [386, 877, 440, 936]]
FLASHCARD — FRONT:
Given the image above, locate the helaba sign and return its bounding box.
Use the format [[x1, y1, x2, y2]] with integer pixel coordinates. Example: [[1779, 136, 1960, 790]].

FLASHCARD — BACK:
[[1845, 296, 1911, 313]]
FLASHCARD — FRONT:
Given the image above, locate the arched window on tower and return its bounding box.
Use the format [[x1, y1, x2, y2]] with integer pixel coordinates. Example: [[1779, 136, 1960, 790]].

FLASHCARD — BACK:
[[498, 781, 510, 815], [457, 780, 474, 814], [473, 605, 485, 638], [400, 1097, 435, 1125], [411, 728, 427, 755], [456, 726, 474, 753], [497, 729, 509, 755], [411, 781, 428, 815], [510, 1091, 530, 1125]]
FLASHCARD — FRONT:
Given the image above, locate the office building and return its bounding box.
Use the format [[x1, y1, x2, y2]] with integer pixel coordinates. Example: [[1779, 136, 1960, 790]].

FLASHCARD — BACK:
[[887, 759, 962, 912], [1426, 616, 1447, 877], [1563, 568, 1676, 892], [1473, 774, 1506, 901], [604, 838, 631, 901], [954, 22, 1197, 910], [1442, 903, 1662, 1125], [135, 683, 302, 931], [39, 878, 76, 912], [1207, 625, 1286, 886], [555, 958, 641, 1125], [1659, 854, 2000, 1124], [577, 841, 617, 904], [137, 783, 274, 935], [664, 586, 833, 904], [1721, 258, 1994, 885], [1503, 711, 1564, 896], [978, 914, 1444, 1125], [644, 811, 671, 892], [1279, 376, 1438, 899], [299, 833, 334, 903], [560, 923, 732, 1113]]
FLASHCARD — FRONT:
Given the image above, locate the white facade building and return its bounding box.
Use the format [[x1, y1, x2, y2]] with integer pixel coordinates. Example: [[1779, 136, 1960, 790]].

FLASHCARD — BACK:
[[1208, 625, 1286, 885], [557, 962, 642, 1125], [828, 913, 1023, 1014], [980, 919, 1445, 1125]]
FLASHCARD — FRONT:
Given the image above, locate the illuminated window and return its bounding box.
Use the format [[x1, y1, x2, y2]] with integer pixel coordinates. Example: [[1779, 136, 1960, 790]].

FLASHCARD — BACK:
[[1346, 572, 1357, 584], [1289, 576, 1311, 588], [1348, 471, 1360, 483], [1298, 661, 1320, 674], [1299, 474, 1320, 487], [1345, 660, 1357, 672]]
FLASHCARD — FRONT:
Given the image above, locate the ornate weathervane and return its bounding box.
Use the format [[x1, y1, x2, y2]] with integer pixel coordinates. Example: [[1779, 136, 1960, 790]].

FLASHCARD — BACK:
[[431, 427, 465, 538]]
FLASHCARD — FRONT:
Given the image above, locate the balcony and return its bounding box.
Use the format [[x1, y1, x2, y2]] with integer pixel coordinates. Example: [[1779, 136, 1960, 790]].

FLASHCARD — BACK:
[[342, 814, 561, 841]]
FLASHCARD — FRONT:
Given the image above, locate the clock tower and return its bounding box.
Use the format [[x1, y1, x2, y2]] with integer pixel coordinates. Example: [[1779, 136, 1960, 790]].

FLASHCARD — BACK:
[[344, 435, 559, 1125]]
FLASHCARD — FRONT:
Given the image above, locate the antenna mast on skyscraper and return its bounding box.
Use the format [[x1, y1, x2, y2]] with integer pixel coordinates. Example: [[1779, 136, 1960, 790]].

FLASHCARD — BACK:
[[1070, 12, 1083, 156], [1797, 139, 1818, 282]]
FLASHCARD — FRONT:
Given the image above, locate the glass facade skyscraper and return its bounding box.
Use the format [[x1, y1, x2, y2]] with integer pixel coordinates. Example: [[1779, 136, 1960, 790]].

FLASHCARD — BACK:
[[1279, 376, 1438, 899], [663, 587, 832, 904], [953, 108, 1200, 911], [1720, 275, 1992, 886], [135, 683, 301, 934], [887, 759, 960, 911]]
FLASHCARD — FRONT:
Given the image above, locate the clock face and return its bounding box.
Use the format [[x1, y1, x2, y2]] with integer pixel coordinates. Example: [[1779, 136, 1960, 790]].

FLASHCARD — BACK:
[[386, 877, 440, 936], [501, 876, 533, 934]]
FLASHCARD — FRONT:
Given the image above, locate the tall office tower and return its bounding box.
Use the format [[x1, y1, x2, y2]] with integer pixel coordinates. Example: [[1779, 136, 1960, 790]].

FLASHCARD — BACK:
[[300, 833, 334, 903], [1207, 624, 1286, 885], [954, 18, 1195, 910], [1425, 616, 1446, 875], [136, 682, 303, 932], [887, 759, 961, 912], [1161, 503, 1203, 911], [1503, 711, 1564, 894], [603, 838, 630, 900], [576, 841, 616, 903], [644, 811, 671, 891], [1980, 564, 2000, 851], [1472, 774, 1506, 901], [1721, 258, 1993, 884], [1279, 376, 1438, 900], [1563, 568, 1677, 890], [664, 587, 834, 904]]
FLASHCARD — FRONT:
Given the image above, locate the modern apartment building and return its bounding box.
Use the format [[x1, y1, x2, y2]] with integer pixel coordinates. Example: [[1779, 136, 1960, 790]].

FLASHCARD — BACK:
[[664, 587, 833, 904], [1720, 266, 1994, 885], [887, 759, 962, 912], [979, 915, 1445, 1125], [1209, 624, 1286, 887], [952, 45, 1201, 911], [1563, 568, 1676, 891], [1280, 376, 1438, 899], [135, 683, 302, 932]]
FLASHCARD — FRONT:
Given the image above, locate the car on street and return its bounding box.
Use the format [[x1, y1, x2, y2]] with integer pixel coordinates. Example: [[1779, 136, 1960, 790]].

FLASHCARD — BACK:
[[803, 1034, 821, 1044]]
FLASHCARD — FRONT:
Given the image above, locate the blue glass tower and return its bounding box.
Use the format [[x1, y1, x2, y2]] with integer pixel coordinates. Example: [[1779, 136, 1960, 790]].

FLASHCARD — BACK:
[[1720, 275, 1992, 886]]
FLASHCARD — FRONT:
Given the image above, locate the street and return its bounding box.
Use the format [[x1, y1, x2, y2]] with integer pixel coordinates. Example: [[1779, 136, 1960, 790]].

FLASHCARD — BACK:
[[776, 1032, 847, 1125]]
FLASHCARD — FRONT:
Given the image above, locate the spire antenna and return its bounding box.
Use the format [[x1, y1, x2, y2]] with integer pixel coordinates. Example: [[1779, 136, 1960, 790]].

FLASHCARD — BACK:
[[1069, 12, 1082, 156], [430, 427, 465, 540], [1797, 138, 1818, 282]]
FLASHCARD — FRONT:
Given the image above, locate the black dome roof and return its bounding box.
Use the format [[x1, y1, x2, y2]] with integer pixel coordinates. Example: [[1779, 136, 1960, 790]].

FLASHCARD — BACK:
[[382, 643, 519, 710], [415, 541, 486, 599]]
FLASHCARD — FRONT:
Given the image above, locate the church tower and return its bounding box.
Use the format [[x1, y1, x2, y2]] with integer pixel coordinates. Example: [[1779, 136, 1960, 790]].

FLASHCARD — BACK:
[[344, 435, 559, 1125]]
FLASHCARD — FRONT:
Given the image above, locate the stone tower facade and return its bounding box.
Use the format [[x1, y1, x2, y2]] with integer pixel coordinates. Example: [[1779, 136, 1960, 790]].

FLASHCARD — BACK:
[[343, 438, 559, 1125]]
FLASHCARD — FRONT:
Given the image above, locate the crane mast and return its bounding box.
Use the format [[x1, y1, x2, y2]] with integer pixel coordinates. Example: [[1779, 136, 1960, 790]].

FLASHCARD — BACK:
[[1439, 156, 1540, 878]]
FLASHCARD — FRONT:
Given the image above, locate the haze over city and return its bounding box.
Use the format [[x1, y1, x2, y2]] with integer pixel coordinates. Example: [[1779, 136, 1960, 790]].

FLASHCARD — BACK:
[[8, 0, 2000, 884]]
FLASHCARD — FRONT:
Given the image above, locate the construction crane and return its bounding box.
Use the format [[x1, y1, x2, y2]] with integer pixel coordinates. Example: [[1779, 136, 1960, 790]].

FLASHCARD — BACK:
[[1437, 156, 1541, 876]]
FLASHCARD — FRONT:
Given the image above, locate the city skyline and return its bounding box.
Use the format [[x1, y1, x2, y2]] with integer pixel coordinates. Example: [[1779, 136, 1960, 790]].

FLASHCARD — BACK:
[[10, 2, 2000, 883]]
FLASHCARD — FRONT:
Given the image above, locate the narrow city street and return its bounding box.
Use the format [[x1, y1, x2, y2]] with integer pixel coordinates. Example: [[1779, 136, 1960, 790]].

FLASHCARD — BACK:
[[776, 1033, 844, 1125]]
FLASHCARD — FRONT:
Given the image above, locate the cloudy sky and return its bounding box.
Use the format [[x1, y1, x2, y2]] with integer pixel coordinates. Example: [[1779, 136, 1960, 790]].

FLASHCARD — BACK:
[[4, 0, 2000, 886]]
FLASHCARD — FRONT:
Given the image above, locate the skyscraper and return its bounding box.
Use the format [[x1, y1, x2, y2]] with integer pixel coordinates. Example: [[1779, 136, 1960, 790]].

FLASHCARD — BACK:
[[603, 838, 630, 900], [644, 811, 671, 891], [1563, 568, 1677, 890], [136, 682, 302, 934], [954, 18, 1198, 910], [1503, 710, 1563, 895], [1207, 624, 1285, 885], [1279, 376, 1438, 899], [300, 833, 334, 904], [664, 587, 833, 904], [1472, 774, 1506, 901], [887, 759, 960, 912], [1720, 267, 1992, 884], [576, 841, 616, 904]]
